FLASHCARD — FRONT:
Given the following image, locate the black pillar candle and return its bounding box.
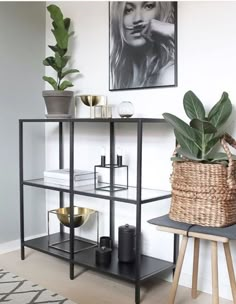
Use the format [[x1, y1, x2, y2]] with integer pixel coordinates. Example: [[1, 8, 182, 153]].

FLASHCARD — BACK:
[[117, 155, 122, 167], [101, 155, 106, 167]]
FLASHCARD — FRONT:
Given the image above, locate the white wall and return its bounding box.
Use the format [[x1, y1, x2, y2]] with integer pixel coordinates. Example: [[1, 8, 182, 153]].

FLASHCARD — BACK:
[[45, 1, 236, 300], [0, 2, 46, 246]]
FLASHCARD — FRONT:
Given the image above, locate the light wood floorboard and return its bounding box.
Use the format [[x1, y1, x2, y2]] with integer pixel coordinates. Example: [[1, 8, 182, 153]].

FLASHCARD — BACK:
[[0, 249, 233, 304]]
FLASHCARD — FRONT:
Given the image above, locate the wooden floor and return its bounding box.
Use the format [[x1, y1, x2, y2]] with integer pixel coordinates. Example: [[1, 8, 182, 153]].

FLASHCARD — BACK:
[[0, 248, 233, 304]]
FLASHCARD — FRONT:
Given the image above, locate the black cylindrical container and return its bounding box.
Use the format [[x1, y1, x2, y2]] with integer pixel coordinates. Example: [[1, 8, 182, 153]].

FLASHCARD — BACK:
[[118, 224, 136, 263], [95, 247, 112, 266], [100, 236, 113, 249]]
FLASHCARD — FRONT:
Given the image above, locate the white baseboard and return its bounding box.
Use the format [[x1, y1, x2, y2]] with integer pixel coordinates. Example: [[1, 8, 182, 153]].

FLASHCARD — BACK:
[[0, 233, 47, 255]]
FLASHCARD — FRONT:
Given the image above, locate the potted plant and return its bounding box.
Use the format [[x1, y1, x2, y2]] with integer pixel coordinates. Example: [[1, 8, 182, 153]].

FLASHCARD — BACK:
[[43, 4, 79, 117], [163, 90, 236, 227]]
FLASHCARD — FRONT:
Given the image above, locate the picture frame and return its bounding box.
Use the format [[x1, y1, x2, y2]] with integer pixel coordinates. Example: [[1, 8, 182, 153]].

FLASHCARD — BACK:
[[109, 2, 178, 91]]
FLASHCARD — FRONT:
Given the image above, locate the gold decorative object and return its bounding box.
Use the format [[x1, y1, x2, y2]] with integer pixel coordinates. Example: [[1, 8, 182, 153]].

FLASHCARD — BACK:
[[55, 206, 95, 228], [80, 95, 106, 118]]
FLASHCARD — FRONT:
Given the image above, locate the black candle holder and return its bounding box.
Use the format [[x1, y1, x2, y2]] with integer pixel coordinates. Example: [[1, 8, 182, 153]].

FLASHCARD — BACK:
[[94, 163, 128, 192]]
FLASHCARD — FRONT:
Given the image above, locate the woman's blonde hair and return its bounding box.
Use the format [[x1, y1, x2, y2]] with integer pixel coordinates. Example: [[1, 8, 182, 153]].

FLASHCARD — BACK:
[[110, 2, 175, 89]]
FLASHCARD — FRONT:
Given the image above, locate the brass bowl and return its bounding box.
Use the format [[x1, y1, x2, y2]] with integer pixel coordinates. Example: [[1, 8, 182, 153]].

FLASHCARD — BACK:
[[56, 207, 95, 228], [80, 95, 104, 107]]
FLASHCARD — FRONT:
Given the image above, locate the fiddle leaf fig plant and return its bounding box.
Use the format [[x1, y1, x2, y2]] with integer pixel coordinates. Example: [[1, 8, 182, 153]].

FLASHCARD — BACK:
[[43, 4, 79, 90], [163, 91, 234, 163]]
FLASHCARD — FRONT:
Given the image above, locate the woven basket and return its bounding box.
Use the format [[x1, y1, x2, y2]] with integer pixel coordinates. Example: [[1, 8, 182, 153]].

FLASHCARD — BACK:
[[169, 134, 236, 227]]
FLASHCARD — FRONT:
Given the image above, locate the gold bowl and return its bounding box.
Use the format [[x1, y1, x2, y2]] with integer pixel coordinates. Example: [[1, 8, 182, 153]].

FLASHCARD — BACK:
[[56, 207, 95, 228], [80, 95, 104, 107]]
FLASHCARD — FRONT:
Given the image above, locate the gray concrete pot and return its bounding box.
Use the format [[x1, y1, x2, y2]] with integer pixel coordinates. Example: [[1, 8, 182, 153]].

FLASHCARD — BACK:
[[42, 90, 74, 118]]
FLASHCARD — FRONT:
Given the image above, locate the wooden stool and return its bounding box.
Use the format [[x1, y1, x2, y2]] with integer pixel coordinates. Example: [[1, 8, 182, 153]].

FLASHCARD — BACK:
[[148, 215, 236, 304]]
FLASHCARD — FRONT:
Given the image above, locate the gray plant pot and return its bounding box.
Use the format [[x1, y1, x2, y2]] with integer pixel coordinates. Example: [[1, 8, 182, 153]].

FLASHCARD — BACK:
[[42, 90, 74, 118]]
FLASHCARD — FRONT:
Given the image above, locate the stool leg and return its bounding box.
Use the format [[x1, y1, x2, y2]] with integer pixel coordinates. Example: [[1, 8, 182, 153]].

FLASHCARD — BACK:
[[211, 241, 219, 304], [192, 238, 200, 299], [223, 242, 236, 303], [169, 235, 188, 304]]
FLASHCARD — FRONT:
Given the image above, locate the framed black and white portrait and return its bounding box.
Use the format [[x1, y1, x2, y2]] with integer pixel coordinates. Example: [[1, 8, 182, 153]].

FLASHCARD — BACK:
[[109, 1, 177, 91]]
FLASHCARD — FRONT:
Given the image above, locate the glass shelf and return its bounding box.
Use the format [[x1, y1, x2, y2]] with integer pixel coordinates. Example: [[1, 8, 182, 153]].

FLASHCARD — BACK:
[[23, 178, 171, 204]]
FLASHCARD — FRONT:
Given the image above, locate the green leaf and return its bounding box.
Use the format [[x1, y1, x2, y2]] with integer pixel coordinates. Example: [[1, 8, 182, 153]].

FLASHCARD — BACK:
[[193, 129, 204, 151], [208, 92, 232, 128], [54, 55, 71, 75], [55, 52, 63, 68], [59, 80, 73, 90], [183, 90, 205, 120], [64, 18, 71, 31], [209, 152, 236, 162], [176, 147, 201, 161], [205, 135, 221, 155], [61, 69, 80, 78], [48, 45, 67, 56], [48, 45, 58, 53], [43, 76, 58, 90], [52, 28, 68, 50], [61, 56, 70, 68], [43, 57, 59, 72], [210, 152, 229, 162], [209, 159, 228, 166], [163, 113, 198, 142], [52, 21, 58, 31], [190, 118, 217, 134], [43, 56, 55, 66], [47, 5, 64, 29], [174, 129, 199, 157]]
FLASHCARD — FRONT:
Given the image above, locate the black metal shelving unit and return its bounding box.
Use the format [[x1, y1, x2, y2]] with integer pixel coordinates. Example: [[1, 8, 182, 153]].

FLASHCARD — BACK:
[[19, 118, 177, 304]]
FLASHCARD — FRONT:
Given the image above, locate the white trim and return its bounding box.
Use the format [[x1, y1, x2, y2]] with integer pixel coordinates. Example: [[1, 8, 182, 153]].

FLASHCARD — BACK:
[[0, 233, 47, 255]]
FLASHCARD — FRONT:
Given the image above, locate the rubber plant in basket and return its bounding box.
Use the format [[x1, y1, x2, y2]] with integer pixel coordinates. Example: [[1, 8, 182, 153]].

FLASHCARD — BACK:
[[43, 5, 79, 118], [163, 90, 236, 227]]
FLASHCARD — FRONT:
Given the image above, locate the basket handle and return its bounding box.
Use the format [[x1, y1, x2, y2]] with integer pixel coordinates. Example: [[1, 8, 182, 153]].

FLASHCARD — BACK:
[[221, 133, 236, 189]]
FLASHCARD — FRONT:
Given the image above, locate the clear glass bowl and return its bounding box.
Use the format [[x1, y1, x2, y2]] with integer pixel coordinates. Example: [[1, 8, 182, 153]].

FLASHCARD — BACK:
[[118, 101, 134, 118]]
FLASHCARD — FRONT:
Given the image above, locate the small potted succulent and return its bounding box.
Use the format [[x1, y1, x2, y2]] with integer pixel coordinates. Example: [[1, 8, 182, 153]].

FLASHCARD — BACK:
[[42, 4, 79, 117], [163, 91, 236, 227]]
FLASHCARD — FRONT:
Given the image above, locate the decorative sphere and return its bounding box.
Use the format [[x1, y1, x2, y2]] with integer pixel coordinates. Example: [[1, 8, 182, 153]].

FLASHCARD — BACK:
[[118, 101, 134, 118]]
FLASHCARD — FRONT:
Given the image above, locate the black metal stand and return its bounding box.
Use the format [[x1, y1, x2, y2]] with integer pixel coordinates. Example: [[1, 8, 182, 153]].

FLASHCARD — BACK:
[[19, 118, 175, 304], [47, 209, 99, 254]]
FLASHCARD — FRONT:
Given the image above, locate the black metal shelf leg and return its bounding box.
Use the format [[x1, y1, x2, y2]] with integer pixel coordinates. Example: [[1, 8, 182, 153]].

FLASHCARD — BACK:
[[69, 121, 75, 280], [135, 120, 143, 304], [59, 122, 64, 234], [19, 120, 25, 260], [109, 121, 115, 240]]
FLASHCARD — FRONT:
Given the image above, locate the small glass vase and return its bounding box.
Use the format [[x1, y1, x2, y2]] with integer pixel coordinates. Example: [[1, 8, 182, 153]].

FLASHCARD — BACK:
[[118, 101, 134, 118]]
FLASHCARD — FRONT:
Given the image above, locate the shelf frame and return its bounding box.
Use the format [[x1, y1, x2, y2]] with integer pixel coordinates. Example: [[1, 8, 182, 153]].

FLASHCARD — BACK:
[[19, 117, 176, 304]]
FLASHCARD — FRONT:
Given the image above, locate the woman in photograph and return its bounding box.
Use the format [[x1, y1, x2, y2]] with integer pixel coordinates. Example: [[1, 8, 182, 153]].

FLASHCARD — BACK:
[[110, 1, 176, 90]]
